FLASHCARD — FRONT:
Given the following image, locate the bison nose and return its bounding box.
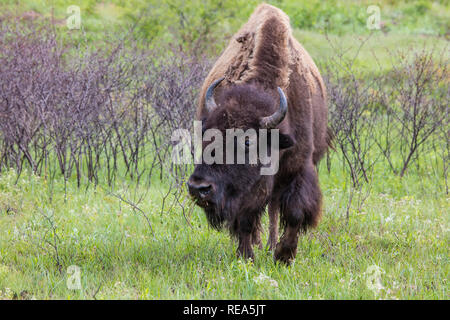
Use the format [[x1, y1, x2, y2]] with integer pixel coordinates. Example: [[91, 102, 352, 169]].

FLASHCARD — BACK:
[[187, 180, 213, 199]]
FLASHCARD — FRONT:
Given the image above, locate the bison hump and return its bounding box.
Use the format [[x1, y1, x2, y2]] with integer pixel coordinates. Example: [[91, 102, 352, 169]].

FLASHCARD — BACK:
[[225, 4, 292, 89]]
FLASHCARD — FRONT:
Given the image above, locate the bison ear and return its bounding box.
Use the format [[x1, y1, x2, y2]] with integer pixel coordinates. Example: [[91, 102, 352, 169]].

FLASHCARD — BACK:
[[279, 133, 295, 149]]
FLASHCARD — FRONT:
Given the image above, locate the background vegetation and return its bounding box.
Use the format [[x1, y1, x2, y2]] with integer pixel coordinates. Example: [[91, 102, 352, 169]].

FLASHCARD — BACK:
[[0, 0, 448, 299]]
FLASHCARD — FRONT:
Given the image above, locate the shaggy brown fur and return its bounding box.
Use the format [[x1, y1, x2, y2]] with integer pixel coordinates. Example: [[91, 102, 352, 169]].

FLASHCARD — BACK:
[[189, 3, 331, 264]]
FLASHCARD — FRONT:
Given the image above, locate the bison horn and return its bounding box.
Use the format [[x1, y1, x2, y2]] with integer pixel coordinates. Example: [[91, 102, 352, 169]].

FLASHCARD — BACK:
[[260, 87, 288, 128], [205, 77, 224, 113]]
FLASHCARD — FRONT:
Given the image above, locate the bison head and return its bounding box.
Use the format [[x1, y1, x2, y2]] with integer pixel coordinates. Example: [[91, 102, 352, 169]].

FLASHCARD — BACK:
[[188, 78, 295, 230]]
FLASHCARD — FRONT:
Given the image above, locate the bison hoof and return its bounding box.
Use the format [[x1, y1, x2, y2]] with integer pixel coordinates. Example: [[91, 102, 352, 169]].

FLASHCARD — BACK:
[[274, 244, 297, 265], [237, 249, 254, 261]]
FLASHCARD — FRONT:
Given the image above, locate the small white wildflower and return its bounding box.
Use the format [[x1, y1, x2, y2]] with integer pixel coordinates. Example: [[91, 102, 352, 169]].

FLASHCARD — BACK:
[[253, 273, 278, 288], [269, 279, 278, 288], [0, 287, 13, 299]]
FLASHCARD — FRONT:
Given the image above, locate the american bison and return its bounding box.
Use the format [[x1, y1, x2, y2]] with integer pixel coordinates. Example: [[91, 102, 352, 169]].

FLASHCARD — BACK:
[[187, 4, 332, 264]]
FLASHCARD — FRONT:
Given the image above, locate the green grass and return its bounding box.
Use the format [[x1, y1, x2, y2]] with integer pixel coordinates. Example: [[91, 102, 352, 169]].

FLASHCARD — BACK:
[[2, 0, 449, 52], [295, 30, 449, 74], [0, 152, 447, 299], [3, 0, 449, 35], [2, 0, 448, 73]]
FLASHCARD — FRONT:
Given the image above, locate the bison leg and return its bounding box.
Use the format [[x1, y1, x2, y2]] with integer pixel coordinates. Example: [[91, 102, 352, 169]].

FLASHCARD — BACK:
[[251, 228, 263, 250], [266, 201, 279, 251], [275, 165, 322, 264], [235, 213, 258, 260], [274, 224, 301, 265], [237, 233, 254, 260]]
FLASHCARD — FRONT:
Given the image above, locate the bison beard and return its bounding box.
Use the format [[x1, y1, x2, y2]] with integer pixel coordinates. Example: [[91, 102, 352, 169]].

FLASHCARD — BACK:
[[188, 4, 331, 264], [201, 186, 229, 231], [203, 203, 226, 230]]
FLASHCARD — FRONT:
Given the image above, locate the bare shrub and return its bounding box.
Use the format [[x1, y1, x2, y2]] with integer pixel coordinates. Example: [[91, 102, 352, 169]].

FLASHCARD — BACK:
[[0, 20, 209, 194], [373, 47, 449, 177], [323, 37, 448, 218], [323, 36, 380, 189]]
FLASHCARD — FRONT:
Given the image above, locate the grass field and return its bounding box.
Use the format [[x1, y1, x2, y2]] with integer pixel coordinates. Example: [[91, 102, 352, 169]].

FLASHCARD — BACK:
[[0, 154, 447, 299], [0, 0, 448, 300]]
